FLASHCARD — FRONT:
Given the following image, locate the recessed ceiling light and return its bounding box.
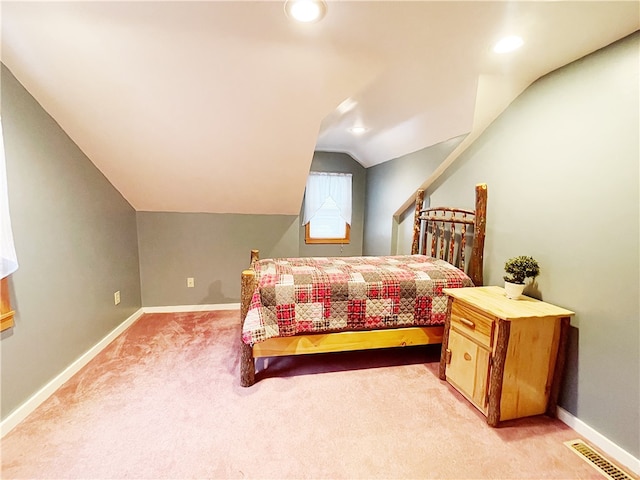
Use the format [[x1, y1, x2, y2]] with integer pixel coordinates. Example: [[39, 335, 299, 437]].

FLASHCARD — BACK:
[[493, 36, 524, 54], [284, 0, 327, 23], [349, 126, 367, 134]]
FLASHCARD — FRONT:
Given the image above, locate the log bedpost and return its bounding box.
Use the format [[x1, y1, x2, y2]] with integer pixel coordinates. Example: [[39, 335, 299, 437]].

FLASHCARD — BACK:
[[240, 342, 255, 387], [240, 250, 259, 387], [439, 296, 454, 380], [469, 183, 487, 286], [411, 189, 425, 255]]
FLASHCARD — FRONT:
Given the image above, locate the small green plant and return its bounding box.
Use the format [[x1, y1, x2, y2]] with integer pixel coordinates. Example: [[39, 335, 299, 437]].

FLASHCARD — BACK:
[[503, 256, 540, 285]]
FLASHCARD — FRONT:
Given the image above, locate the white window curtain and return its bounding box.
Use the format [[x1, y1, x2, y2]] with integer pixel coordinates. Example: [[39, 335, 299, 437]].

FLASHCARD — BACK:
[[0, 117, 18, 279], [303, 172, 352, 225]]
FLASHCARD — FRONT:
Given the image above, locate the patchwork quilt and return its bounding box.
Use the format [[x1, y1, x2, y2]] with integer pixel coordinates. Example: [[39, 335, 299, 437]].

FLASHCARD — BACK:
[[241, 255, 473, 345]]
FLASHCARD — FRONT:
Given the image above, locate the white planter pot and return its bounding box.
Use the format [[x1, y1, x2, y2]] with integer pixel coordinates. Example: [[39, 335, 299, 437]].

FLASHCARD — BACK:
[[504, 281, 525, 299]]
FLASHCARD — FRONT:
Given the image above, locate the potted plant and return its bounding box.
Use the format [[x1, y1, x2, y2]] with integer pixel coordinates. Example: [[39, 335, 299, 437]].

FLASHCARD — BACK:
[[503, 255, 540, 299]]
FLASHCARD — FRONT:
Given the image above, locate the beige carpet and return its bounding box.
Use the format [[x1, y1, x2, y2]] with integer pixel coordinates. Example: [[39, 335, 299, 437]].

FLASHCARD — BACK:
[[1, 310, 605, 479]]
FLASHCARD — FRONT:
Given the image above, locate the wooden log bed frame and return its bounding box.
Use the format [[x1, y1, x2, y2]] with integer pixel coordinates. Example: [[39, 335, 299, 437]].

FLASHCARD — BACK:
[[240, 183, 487, 386]]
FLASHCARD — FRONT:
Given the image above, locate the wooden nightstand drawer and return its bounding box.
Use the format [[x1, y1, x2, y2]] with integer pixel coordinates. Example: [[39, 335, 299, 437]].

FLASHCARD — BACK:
[[450, 301, 495, 348]]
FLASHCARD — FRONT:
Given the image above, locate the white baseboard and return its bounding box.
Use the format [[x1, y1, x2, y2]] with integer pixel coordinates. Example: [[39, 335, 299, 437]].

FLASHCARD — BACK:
[[142, 303, 240, 313], [557, 406, 640, 475], [0, 307, 145, 438]]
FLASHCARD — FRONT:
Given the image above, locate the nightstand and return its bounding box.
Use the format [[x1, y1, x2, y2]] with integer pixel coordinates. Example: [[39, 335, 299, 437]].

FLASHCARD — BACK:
[[440, 286, 574, 427]]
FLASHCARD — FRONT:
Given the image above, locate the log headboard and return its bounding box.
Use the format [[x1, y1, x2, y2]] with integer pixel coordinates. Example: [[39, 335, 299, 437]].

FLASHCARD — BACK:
[[410, 183, 487, 286]]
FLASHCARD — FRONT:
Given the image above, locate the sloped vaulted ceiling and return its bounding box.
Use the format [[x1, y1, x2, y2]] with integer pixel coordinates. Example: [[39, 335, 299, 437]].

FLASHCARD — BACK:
[[1, 1, 638, 215]]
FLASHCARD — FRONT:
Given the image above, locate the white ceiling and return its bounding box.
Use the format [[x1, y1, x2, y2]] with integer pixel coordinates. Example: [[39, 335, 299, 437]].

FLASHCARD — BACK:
[[2, 1, 638, 214]]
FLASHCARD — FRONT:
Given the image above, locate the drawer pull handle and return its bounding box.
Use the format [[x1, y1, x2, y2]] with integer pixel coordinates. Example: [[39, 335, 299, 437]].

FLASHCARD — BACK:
[[460, 317, 475, 329], [464, 352, 472, 361]]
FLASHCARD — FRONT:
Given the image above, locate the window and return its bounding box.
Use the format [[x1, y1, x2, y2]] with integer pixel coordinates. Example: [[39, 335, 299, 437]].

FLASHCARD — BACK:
[[303, 172, 352, 244]]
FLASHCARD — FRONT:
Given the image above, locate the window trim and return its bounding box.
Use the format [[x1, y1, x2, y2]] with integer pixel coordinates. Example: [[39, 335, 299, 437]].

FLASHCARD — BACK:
[[305, 222, 351, 244]]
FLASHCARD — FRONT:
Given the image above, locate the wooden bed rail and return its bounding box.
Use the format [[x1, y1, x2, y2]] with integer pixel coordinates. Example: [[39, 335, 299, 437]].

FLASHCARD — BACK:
[[411, 183, 486, 286]]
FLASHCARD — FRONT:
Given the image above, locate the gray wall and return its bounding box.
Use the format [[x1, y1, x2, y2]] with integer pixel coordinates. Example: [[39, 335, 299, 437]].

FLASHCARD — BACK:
[[299, 151, 366, 257], [368, 33, 640, 456], [1, 65, 142, 419], [137, 213, 299, 306], [363, 135, 465, 256]]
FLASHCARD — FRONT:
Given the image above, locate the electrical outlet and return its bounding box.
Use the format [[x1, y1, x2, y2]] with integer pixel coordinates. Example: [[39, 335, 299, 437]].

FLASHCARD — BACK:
[[114, 291, 121, 305], [187, 277, 195, 288]]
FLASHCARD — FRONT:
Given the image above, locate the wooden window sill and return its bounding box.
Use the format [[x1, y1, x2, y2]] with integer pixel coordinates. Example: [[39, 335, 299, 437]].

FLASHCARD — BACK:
[[1, 310, 14, 331]]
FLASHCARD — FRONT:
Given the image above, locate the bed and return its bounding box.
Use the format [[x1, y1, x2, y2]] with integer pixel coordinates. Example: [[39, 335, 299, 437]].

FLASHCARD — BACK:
[[240, 183, 487, 386]]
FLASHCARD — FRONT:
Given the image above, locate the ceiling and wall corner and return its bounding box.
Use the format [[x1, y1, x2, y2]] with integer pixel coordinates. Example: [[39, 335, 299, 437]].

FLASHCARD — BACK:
[[1, 2, 638, 215]]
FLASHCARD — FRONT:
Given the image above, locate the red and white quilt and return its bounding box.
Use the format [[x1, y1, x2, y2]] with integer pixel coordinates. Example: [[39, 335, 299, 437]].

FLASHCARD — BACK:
[[241, 255, 473, 345]]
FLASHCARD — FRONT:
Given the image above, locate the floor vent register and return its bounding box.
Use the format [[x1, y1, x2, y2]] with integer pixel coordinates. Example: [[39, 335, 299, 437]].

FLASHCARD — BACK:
[[564, 440, 636, 480]]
